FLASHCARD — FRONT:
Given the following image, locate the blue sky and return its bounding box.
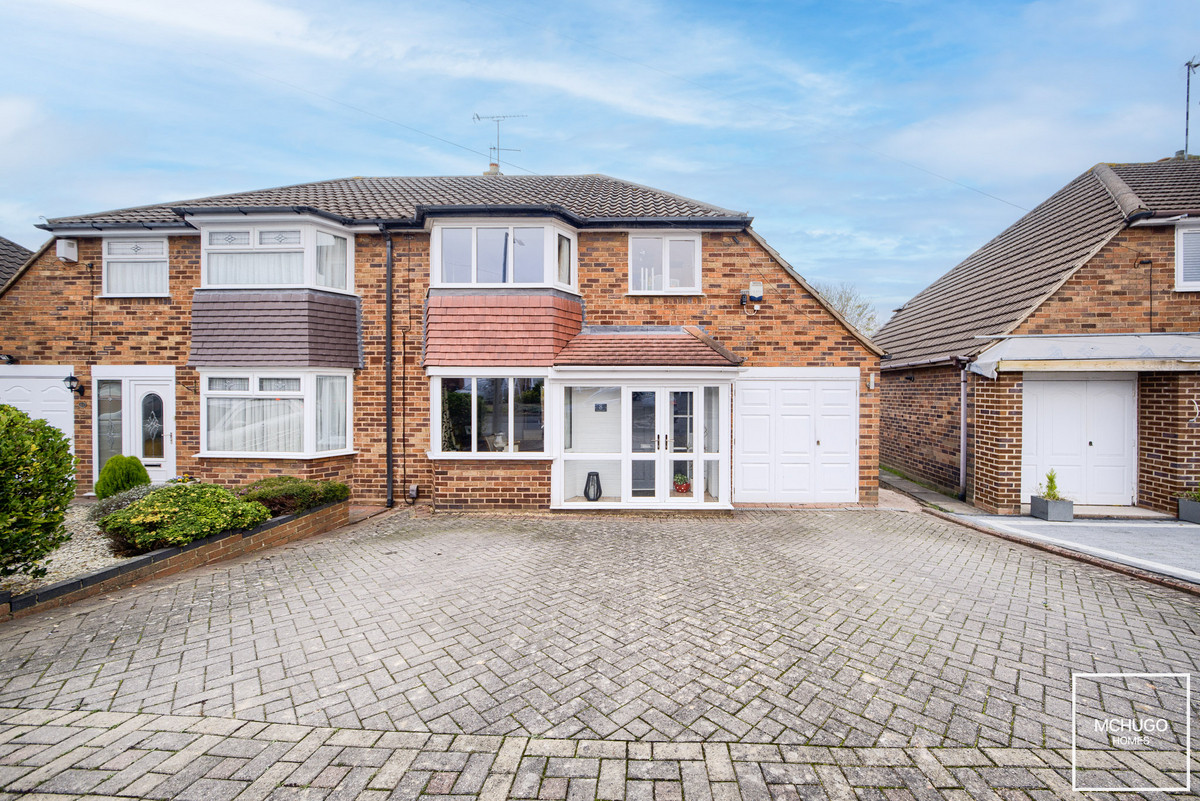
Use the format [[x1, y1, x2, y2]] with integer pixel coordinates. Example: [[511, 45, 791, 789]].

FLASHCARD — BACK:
[[1, 0, 1197, 324]]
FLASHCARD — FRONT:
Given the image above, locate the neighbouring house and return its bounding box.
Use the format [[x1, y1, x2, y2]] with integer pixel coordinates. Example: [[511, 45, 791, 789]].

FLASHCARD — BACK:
[[875, 156, 1200, 515], [0, 173, 881, 510], [0, 236, 32, 288]]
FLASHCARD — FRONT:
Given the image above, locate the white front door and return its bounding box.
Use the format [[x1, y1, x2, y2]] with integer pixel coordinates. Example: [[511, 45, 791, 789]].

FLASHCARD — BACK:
[[93, 367, 176, 484], [1021, 375, 1136, 506], [734, 372, 859, 503], [0, 365, 75, 451]]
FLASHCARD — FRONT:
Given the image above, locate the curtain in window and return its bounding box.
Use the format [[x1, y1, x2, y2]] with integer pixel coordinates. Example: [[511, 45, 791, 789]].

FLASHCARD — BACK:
[[207, 398, 303, 452], [315, 232, 347, 289], [208, 252, 304, 284], [106, 261, 168, 294], [316, 376, 347, 451]]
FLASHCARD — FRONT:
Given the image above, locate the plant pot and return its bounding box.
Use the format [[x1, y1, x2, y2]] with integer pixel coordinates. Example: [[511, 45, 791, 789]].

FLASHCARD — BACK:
[[1031, 496, 1073, 522], [1179, 498, 1200, 524], [673, 482, 690, 494]]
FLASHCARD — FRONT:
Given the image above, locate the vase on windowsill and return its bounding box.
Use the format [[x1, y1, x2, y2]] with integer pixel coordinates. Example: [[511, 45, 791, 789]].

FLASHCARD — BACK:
[[672, 473, 691, 494]]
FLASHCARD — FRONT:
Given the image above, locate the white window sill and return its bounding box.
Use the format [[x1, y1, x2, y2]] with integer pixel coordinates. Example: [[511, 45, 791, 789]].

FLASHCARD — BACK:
[[425, 451, 551, 460], [97, 294, 172, 299], [625, 292, 705, 297], [201, 284, 356, 296], [1173, 285, 1200, 292], [430, 283, 581, 295], [196, 449, 357, 460]]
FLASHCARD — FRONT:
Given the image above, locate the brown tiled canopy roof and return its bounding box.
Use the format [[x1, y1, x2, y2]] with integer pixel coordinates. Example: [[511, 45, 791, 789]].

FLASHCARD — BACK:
[[554, 326, 743, 367], [0, 236, 32, 286], [424, 293, 583, 367], [40, 175, 748, 229], [874, 158, 1200, 368]]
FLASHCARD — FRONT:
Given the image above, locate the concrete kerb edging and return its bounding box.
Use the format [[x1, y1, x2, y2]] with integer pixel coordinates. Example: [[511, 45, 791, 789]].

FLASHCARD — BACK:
[[924, 507, 1200, 598], [0, 499, 351, 623]]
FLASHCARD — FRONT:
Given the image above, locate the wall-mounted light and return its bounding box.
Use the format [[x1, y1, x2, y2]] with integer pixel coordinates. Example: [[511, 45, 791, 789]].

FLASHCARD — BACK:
[[1, 354, 17, 365], [904, 374, 915, 382], [63, 375, 85, 397]]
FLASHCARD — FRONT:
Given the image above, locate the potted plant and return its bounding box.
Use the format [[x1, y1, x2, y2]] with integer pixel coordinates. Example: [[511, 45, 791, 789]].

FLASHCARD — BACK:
[[673, 473, 691, 494], [1031, 469, 1073, 521], [1179, 488, 1200, 524]]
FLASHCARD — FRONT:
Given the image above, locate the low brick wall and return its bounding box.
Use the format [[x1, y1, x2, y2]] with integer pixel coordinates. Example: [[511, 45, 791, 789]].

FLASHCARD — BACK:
[[0, 500, 350, 623]]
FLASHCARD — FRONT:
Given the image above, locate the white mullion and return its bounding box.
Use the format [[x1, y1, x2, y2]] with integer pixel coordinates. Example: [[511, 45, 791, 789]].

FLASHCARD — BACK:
[[470, 378, 478, 453], [507, 378, 515, 453]]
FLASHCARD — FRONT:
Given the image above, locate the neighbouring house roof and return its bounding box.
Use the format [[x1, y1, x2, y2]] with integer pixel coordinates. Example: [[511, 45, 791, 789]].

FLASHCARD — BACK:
[[424, 292, 583, 367], [0, 236, 33, 286], [553, 326, 744, 367], [38, 175, 750, 230], [969, 333, 1200, 379], [189, 290, 362, 368], [874, 158, 1200, 369]]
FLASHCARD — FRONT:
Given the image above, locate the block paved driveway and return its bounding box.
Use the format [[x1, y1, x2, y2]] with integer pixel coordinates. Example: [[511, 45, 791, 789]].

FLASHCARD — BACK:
[[1, 509, 1198, 799]]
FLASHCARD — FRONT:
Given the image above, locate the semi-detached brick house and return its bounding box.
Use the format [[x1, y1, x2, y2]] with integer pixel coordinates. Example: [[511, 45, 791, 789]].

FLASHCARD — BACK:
[[0, 174, 881, 510], [874, 157, 1200, 515]]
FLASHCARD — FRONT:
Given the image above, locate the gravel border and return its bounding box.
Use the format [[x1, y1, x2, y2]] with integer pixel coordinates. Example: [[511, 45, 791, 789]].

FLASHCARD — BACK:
[[0, 504, 126, 598]]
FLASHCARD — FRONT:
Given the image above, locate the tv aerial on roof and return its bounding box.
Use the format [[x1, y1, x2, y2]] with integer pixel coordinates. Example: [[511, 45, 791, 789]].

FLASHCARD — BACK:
[[473, 113, 526, 174]]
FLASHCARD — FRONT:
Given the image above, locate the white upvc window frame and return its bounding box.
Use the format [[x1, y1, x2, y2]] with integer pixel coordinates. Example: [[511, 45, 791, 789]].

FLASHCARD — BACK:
[[627, 231, 703, 295], [1175, 222, 1200, 291], [429, 218, 578, 292], [101, 236, 170, 297], [199, 220, 355, 294], [428, 368, 551, 459], [198, 368, 355, 459]]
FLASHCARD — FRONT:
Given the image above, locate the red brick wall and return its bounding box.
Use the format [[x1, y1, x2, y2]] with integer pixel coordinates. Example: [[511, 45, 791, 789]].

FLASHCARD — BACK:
[[1139, 372, 1200, 514], [971, 373, 1023, 514], [1014, 227, 1197, 336], [880, 365, 967, 494], [431, 460, 552, 510], [1, 226, 878, 509]]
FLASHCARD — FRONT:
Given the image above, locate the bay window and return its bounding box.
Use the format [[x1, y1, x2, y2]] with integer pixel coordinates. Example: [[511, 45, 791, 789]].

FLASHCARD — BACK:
[[200, 370, 353, 457], [433, 375, 545, 456], [202, 223, 353, 292], [103, 237, 169, 296], [432, 221, 576, 289]]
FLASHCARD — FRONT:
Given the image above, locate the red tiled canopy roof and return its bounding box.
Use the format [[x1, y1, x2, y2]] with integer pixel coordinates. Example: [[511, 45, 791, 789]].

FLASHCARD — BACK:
[[553, 326, 742, 367], [424, 293, 583, 366]]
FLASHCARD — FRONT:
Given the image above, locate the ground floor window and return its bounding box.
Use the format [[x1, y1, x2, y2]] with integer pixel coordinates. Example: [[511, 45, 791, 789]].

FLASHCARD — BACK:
[[555, 381, 730, 506], [434, 375, 545, 455], [200, 369, 353, 458]]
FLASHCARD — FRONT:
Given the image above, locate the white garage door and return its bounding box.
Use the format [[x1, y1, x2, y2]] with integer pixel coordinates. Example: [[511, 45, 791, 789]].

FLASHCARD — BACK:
[[734, 370, 858, 503], [0, 365, 75, 451], [1022, 374, 1135, 506]]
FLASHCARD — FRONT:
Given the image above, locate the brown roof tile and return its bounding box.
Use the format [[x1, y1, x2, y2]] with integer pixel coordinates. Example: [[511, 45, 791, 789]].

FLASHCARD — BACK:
[[874, 158, 1200, 368], [0, 236, 33, 286], [424, 293, 583, 367], [43, 175, 749, 229], [553, 326, 742, 367]]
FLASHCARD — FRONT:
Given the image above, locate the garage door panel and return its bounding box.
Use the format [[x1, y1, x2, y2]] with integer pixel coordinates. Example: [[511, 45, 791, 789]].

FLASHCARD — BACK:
[[734, 376, 858, 503], [0, 368, 75, 453], [1022, 377, 1134, 506]]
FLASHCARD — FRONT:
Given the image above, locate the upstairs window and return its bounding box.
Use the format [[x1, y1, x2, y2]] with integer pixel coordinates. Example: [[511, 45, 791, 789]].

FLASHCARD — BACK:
[[1177, 225, 1200, 291], [629, 233, 701, 294], [103, 238, 169, 296], [202, 223, 353, 292], [433, 222, 576, 290]]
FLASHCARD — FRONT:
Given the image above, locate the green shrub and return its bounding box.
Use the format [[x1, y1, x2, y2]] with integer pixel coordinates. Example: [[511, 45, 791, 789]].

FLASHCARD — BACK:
[[1182, 487, 1200, 502], [94, 454, 151, 500], [99, 483, 270, 553], [87, 482, 160, 522], [238, 476, 349, 517], [0, 404, 77, 578]]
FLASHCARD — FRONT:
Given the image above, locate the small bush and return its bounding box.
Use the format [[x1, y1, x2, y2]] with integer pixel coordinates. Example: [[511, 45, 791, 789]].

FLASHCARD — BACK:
[[99, 483, 270, 553], [0, 404, 77, 578], [238, 476, 349, 517], [1182, 487, 1200, 502], [87, 482, 160, 522], [94, 455, 151, 500]]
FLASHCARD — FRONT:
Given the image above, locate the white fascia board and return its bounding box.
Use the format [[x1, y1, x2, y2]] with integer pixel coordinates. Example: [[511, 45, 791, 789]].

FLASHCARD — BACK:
[[737, 366, 860, 380], [91, 365, 177, 379], [48, 229, 198, 238], [181, 211, 357, 233]]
